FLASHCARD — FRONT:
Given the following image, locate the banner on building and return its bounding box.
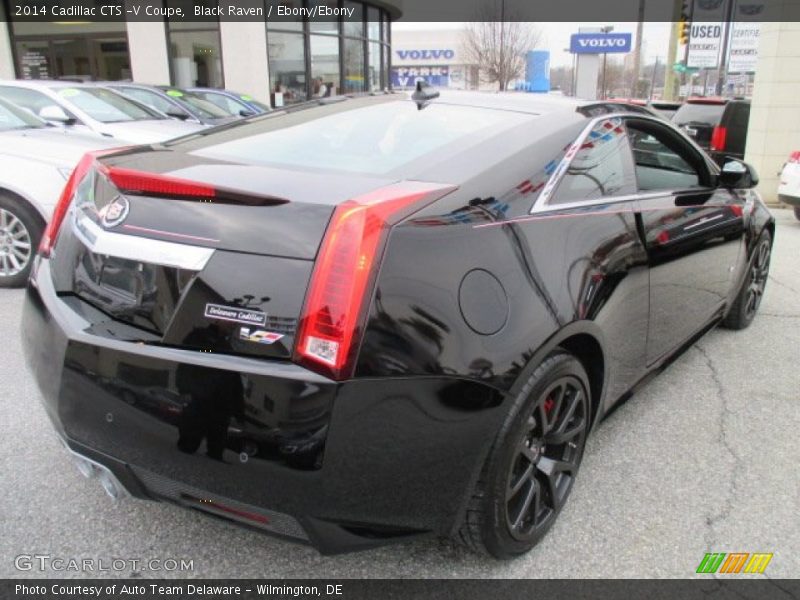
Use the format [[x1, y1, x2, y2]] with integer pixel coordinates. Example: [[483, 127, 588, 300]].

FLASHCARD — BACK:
[[728, 0, 762, 72], [686, 0, 728, 69], [391, 66, 450, 88]]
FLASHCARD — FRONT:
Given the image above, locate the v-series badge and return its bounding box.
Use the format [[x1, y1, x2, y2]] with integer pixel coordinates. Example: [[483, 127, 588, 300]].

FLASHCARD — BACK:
[[204, 304, 267, 327]]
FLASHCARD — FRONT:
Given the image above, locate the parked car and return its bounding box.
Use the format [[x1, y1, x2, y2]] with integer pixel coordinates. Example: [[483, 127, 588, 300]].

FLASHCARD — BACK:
[[0, 97, 120, 287], [105, 84, 238, 126], [22, 91, 774, 559], [187, 87, 271, 117], [672, 97, 728, 153], [708, 99, 751, 166], [0, 81, 204, 144], [778, 150, 800, 220]]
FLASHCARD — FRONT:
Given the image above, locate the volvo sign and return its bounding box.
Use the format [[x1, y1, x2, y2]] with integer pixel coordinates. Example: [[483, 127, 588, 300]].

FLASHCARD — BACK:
[[569, 33, 632, 54]]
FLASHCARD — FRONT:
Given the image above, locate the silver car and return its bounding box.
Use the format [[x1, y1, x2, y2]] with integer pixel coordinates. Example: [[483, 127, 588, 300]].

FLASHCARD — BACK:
[[0, 97, 121, 287], [0, 80, 205, 144]]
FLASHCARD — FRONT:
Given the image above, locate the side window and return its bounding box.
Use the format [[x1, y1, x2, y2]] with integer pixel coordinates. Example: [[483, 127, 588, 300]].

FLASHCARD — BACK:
[[551, 117, 636, 204], [626, 120, 704, 191]]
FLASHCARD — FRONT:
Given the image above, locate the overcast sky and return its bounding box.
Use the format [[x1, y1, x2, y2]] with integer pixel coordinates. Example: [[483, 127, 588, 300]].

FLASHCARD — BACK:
[[392, 22, 673, 68]]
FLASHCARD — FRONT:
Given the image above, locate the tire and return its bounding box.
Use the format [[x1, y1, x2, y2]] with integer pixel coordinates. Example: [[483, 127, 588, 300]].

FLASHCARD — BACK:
[[456, 351, 591, 559], [722, 230, 772, 330], [794, 207, 800, 221], [0, 194, 44, 288]]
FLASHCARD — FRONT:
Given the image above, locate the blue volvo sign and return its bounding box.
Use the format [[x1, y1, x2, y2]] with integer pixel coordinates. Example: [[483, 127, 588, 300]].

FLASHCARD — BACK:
[[569, 33, 632, 54]]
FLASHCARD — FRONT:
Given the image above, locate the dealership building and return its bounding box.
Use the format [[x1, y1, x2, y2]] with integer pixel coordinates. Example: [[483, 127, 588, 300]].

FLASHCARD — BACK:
[[0, 0, 397, 108]]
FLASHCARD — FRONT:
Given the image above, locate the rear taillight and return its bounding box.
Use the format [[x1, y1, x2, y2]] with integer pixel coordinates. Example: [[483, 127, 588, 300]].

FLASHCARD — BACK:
[[294, 182, 456, 380], [710, 126, 727, 151], [788, 151, 800, 164], [39, 152, 97, 257]]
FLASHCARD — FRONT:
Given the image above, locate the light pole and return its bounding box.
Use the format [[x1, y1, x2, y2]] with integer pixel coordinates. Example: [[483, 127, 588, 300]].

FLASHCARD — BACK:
[[600, 25, 614, 99]]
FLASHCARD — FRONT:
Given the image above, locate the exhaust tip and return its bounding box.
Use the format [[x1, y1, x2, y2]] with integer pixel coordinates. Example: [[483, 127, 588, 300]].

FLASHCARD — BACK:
[[60, 440, 128, 501], [97, 470, 121, 500], [72, 455, 98, 479]]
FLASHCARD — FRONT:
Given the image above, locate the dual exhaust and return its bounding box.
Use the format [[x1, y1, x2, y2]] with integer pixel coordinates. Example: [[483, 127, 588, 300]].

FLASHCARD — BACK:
[[62, 441, 127, 501]]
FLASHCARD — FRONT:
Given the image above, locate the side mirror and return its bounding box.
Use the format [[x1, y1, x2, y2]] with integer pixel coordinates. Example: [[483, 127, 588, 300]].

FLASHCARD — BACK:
[[719, 159, 759, 189], [39, 105, 75, 125], [239, 109, 255, 117], [165, 109, 189, 120]]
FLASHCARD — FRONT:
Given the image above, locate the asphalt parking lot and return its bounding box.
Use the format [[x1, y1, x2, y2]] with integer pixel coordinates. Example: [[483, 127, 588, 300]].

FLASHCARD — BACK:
[[1, 209, 798, 579]]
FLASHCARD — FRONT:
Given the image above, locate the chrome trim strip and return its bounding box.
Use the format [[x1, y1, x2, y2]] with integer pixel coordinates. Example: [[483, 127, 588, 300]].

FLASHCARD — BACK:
[[530, 111, 710, 214], [531, 112, 634, 212], [71, 211, 215, 271], [683, 213, 724, 230], [530, 191, 666, 215]]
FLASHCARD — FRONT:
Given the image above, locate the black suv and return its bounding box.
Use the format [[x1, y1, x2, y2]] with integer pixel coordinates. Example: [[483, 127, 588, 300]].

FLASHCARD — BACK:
[[672, 97, 751, 166]]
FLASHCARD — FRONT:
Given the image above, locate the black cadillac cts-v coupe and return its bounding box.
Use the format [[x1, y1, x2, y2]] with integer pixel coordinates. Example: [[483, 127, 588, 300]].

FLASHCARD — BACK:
[[23, 91, 774, 558]]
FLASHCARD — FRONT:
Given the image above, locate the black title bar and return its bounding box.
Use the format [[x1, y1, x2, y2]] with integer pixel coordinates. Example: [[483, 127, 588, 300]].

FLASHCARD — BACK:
[[3, 0, 795, 23]]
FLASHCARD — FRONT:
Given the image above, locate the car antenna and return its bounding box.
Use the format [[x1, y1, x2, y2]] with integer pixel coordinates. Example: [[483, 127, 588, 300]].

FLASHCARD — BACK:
[[412, 81, 439, 111]]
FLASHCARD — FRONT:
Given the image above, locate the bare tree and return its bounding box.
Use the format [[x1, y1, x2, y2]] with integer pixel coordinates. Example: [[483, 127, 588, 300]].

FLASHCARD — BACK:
[[462, 15, 542, 91]]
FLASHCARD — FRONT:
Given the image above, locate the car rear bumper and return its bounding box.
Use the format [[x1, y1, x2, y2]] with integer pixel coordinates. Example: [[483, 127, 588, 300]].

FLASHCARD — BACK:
[[22, 259, 505, 554]]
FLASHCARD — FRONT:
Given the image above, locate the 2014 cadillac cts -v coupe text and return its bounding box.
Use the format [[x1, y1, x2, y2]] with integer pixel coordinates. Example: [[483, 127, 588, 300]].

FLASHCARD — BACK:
[[22, 91, 774, 559]]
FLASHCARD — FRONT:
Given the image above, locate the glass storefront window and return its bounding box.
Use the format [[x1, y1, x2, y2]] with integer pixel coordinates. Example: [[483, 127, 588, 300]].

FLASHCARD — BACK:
[[367, 42, 381, 92], [310, 35, 340, 98], [168, 29, 224, 88], [344, 38, 365, 94], [268, 32, 308, 105], [367, 7, 380, 40], [165, 0, 223, 88], [343, 2, 365, 38], [8, 18, 130, 82], [267, 0, 304, 31], [264, 1, 390, 107], [309, 1, 340, 34]]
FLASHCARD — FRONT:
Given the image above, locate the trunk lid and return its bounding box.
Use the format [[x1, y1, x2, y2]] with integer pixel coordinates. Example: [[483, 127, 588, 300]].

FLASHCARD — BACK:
[[50, 148, 395, 361]]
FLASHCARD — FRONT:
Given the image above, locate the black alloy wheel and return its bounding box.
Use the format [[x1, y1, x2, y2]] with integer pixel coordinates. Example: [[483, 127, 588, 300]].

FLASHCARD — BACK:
[[505, 376, 588, 541], [744, 237, 771, 320], [723, 231, 772, 330], [457, 351, 591, 559]]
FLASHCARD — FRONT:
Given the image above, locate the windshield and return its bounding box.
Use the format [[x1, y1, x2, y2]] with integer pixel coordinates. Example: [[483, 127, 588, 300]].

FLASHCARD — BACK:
[[113, 86, 181, 116], [0, 98, 45, 130], [172, 91, 231, 119], [189, 100, 531, 175], [672, 103, 725, 126], [196, 91, 251, 116], [57, 87, 165, 123]]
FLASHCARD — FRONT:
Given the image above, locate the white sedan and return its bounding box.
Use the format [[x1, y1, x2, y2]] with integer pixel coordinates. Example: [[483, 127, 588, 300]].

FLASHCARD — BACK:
[[778, 150, 800, 219], [778, 150, 800, 221], [0, 80, 205, 144], [0, 97, 121, 287]]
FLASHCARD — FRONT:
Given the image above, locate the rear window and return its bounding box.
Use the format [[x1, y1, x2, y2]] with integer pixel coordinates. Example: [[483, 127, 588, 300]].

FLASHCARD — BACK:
[[189, 100, 532, 175], [672, 102, 725, 126]]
